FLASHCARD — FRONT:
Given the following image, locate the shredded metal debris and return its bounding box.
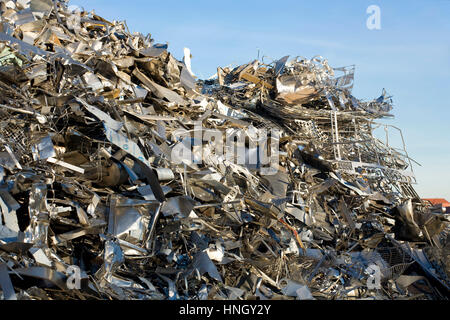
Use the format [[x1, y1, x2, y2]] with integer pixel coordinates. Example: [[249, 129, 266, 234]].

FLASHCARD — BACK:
[[0, 0, 448, 300]]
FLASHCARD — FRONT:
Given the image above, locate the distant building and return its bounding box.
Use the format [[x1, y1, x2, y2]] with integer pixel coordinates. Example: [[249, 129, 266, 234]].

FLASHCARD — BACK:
[[423, 198, 450, 213]]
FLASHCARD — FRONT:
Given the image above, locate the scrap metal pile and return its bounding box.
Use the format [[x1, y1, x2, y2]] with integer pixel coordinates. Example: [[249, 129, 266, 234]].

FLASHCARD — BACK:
[[0, 0, 448, 300]]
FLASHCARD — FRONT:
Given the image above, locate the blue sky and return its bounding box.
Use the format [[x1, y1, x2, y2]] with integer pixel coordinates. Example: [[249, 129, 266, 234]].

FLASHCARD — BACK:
[[72, 0, 450, 200]]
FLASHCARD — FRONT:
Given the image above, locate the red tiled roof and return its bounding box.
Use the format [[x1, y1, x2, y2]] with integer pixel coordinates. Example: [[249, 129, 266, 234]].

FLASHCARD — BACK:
[[423, 198, 450, 207]]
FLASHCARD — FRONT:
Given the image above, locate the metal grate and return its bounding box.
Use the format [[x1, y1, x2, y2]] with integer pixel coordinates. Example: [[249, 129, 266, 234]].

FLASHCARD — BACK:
[[0, 121, 28, 154], [377, 246, 414, 280]]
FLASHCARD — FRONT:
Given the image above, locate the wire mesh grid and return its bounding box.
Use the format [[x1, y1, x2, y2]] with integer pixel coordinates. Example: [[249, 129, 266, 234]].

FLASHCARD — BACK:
[[0, 120, 30, 158], [376, 246, 414, 280]]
